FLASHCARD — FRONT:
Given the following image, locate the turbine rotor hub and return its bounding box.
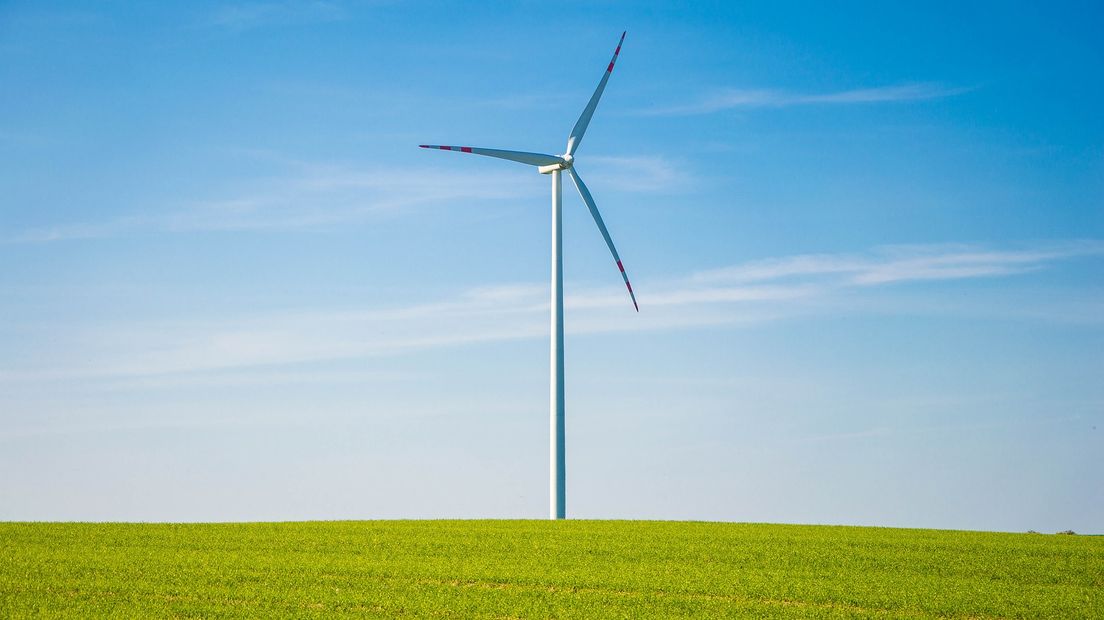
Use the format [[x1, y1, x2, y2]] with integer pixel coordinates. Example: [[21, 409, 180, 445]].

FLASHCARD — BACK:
[[538, 155, 574, 175]]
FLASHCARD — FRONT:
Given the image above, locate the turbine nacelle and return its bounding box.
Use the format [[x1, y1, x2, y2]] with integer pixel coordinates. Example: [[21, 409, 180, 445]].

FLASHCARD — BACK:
[[537, 154, 573, 175]]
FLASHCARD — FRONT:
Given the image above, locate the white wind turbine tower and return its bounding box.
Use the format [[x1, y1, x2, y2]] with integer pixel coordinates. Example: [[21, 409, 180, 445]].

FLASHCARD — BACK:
[[420, 31, 637, 520]]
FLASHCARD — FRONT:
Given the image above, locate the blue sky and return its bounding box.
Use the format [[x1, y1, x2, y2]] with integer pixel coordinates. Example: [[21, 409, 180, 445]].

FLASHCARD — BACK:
[[1, 1, 1101, 531]]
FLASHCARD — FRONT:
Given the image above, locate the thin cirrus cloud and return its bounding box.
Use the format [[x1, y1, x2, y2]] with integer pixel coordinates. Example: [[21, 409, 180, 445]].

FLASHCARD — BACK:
[[3, 241, 1098, 387], [584, 155, 689, 192], [4, 165, 537, 243], [5, 155, 685, 243], [641, 83, 970, 116], [691, 241, 1104, 286]]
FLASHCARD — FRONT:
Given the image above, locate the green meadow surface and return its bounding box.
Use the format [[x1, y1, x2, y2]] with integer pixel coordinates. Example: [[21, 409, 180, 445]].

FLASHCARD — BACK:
[[1, 521, 1101, 618]]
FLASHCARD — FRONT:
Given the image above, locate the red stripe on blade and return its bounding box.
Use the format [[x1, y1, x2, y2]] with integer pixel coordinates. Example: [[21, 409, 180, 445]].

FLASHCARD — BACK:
[[616, 260, 625, 273], [626, 282, 639, 312], [461, 147, 472, 153], [607, 62, 615, 72]]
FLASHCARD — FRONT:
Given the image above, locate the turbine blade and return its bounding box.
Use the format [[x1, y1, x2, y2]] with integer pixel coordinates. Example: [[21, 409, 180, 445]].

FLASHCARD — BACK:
[[565, 31, 626, 157], [566, 167, 638, 312], [418, 144, 564, 167]]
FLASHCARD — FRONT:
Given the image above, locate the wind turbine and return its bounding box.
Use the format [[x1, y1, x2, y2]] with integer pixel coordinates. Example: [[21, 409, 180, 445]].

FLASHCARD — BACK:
[[419, 32, 637, 520]]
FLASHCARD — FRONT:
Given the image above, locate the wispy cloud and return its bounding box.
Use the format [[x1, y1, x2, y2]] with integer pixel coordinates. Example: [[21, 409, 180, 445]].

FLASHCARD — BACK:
[[4, 164, 538, 243], [692, 241, 1104, 286], [642, 83, 970, 116], [3, 241, 1099, 386], [6, 217, 147, 243], [6, 153, 684, 243], [584, 155, 690, 192]]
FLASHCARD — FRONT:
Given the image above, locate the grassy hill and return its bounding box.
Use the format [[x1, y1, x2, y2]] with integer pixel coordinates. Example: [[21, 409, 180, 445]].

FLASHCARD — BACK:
[[1, 520, 1101, 618]]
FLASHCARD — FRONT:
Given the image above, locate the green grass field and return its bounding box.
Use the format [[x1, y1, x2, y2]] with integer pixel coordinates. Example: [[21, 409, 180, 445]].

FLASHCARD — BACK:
[[1, 520, 1101, 618]]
